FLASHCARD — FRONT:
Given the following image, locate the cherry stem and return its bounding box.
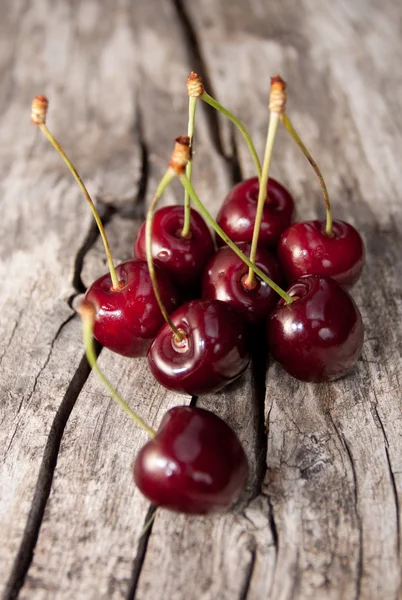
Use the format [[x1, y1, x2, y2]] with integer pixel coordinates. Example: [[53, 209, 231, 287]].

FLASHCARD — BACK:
[[281, 112, 333, 236], [178, 174, 293, 304], [244, 111, 280, 288], [79, 302, 156, 439], [37, 123, 120, 289], [146, 169, 185, 341], [181, 96, 197, 238], [200, 91, 262, 181]]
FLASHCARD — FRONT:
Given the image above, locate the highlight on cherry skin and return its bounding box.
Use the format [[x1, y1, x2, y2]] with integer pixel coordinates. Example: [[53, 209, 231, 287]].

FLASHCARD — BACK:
[[147, 299, 250, 396], [277, 219, 365, 288], [133, 405, 249, 514], [267, 275, 364, 382], [202, 241, 283, 324], [84, 259, 180, 357], [134, 205, 215, 298], [216, 176, 294, 249]]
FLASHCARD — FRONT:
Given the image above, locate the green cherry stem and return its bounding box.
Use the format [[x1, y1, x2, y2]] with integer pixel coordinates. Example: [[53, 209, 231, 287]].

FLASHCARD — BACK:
[[145, 168, 184, 340], [79, 300, 156, 438], [178, 173, 293, 305], [281, 112, 333, 236], [181, 94, 197, 238], [201, 91, 262, 180], [244, 76, 285, 288], [31, 95, 120, 290]]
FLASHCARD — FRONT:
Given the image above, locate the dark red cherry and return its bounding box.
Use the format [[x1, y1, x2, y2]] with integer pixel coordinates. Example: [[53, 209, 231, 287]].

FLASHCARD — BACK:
[[133, 406, 249, 514], [202, 242, 282, 323], [84, 259, 180, 357], [267, 275, 364, 382], [216, 177, 294, 248], [277, 219, 365, 288], [147, 299, 250, 395], [134, 206, 215, 297]]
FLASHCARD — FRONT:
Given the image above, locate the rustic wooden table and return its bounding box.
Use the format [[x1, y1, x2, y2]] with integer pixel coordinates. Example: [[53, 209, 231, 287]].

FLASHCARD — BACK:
[[1, 1, 402, 598]]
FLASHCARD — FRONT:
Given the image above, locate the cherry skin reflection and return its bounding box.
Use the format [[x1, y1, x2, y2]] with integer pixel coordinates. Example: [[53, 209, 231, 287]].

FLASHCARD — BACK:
[[267, 275, 364, 382], [147, 299, 250, 395], [216, 177, 294, 249], [133, 406, 249, 514]]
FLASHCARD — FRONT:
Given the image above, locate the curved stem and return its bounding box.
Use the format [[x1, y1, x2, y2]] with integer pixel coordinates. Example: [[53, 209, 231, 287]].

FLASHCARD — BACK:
[[80, 306, 156, 438], [244, 111, 280, 288], [146, 170, 185, 340], [181, 96, 197, 238], [280, 113, 333, 236], [38, 123, 120, 288], [179, 174, 293, 304], [201, 91, 262, 181]]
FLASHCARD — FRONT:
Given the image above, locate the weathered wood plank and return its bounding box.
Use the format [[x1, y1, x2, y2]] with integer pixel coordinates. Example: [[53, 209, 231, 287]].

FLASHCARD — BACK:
[[135, 1, 402, 599], [15, 1, 260, 599], [1, 0, 402, 599]]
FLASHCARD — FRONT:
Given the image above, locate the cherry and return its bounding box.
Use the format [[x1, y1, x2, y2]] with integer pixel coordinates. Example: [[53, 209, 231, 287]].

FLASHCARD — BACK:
[[267, 275, 364, 382], [277, 220, 365, 288], [133, 406, 248, 514], [147, 299, 250, 395], [202, 242, 282, 324], [216, 177, 294, 249], [134, 206, 215, 297], [85, 259, 180, 357], [79, 304, 248, 515]]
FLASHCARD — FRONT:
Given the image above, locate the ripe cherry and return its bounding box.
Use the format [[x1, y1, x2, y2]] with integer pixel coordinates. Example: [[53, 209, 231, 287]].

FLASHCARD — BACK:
[[134, 206, 215, 297], [147, 299, 250, 395], [202, 242, 282, 323], [79, 304, 248, 515], [85, 259, 180, 357], [133, 406, 249, 514], [277, 219, 365, 288], [215, 177, 294, 249], [267, 275, 364, 382]]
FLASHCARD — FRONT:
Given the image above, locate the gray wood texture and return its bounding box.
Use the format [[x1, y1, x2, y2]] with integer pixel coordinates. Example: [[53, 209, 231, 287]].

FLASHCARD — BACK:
[[1, 0, 401, 598]]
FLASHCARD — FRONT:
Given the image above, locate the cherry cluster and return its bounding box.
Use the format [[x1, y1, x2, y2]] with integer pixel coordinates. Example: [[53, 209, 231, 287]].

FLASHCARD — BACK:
[[31, 73, 364, 516]]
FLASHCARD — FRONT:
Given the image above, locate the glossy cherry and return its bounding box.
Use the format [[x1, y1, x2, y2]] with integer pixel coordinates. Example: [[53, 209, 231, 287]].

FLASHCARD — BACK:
[[85, 259, 180, 357], [267, 275, 364, 382], [277, 219, 365, 288], [147, 299, 250, 395], [202, 242, 282, 323], [216, 177, 294, 249], [134, 205, 215, 297], [133, 406, 249, 514]]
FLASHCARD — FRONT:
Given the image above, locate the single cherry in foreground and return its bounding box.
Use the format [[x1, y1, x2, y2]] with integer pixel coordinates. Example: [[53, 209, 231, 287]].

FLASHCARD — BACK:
[[202, 242, 282, 323], [216, 177, 294, 249], [267, 275, 364, 382], [85, 259, 180, 357], [134, 206, 215, 297], [278, 220, 365, 288], [133, 406, 249, 514], [147, 299, 250, 395]]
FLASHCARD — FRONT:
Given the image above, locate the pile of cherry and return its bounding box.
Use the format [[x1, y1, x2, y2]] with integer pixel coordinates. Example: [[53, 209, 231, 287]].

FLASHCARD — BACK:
[[31, 73, 365, 516]]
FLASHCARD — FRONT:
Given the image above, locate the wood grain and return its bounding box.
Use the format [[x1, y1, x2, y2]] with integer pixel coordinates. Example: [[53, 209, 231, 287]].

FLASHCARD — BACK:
[[1, 0, 401, 599]]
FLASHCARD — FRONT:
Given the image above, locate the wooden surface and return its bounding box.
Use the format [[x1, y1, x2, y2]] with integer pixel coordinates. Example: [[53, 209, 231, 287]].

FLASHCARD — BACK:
[[1, 0, 402, 598]]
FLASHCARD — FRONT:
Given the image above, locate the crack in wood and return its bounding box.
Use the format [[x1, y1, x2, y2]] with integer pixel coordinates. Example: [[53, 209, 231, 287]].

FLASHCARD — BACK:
[[3, 350, 98, 600], [126, 504, 157, 600], [385, 446, 401, 560], [170, 0, 241, 187], [132, 102, 149, 216], [238, 538, 257, 600], [339, 430, 363, 600], [70, 202, 117, 297]]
